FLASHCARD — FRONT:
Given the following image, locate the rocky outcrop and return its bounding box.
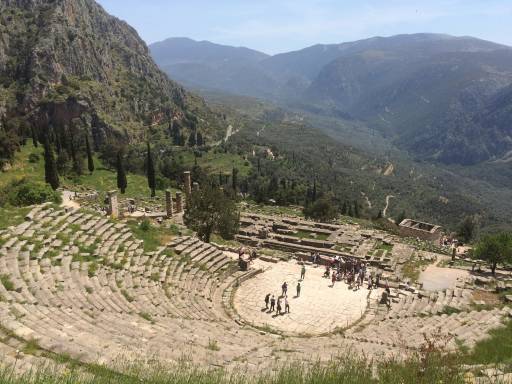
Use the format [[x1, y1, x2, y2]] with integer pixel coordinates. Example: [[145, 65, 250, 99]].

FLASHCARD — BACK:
[[0, 0, 223, 160]]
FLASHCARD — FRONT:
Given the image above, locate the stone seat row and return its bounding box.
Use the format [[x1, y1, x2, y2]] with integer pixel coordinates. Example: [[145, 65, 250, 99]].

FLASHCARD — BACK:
[[346, 307, 508, 350], [381, 288, 473, 319]]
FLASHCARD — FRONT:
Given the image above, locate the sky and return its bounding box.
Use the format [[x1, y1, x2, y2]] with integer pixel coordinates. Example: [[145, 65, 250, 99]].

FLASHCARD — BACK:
[[97, 0, 512, 55]]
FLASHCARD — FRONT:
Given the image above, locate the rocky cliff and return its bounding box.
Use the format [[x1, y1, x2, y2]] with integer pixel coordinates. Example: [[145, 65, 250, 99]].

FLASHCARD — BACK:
[[0, 0, 223, 160]]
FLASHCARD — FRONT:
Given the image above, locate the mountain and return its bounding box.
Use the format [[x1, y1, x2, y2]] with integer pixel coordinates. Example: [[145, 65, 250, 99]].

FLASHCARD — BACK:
[[0, 0, 223, 164], [304, 35, 512, 164], [149, 38, 276, 98], [151, 33, 512, 165]]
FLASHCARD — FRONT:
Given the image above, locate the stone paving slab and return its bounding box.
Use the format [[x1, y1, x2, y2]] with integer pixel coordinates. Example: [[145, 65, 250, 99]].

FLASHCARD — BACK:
[[234, 260, 377, 335]]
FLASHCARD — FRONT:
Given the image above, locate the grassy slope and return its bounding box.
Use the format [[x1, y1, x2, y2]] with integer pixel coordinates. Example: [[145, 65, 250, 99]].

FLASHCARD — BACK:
[[1, 144, 250, 199]]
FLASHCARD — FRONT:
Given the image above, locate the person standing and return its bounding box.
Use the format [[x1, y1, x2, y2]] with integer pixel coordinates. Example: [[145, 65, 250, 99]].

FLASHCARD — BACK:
[[300, 265, 306, 280], [281, 282, 288, 297], [276, 298, 282, 315], [285, 297, 290, 313], [331, 271, 336, 287], [296, 282, 301, 297], [270, 295, 276, 312], [264, 293, 270, 309]]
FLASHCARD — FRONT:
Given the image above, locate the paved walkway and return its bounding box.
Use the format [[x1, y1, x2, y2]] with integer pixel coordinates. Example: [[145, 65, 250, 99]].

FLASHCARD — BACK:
[[234, 260, 378, 335]]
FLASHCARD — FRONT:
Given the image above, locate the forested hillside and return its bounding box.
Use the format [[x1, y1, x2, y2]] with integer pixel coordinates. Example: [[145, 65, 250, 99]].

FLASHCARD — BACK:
[[0, 0, 225, 167]]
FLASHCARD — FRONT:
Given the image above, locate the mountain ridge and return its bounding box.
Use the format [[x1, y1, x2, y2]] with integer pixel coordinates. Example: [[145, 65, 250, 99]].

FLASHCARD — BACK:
[[150, 33, 512, 165]]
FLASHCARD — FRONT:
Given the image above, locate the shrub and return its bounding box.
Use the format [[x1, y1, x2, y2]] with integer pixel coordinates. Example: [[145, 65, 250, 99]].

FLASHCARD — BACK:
[[28, 152, 40, 163], [1, 179, 61, 207], [140, 219, 152, 232]]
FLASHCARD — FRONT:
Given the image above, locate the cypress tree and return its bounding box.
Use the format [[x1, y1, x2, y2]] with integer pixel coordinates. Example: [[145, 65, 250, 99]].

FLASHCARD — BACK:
[[146, 141, 156, 197], [232, 167, 239, 192], [353, 200, 360, 218], [341, 201, 348, 215], [31, 126, 38, 148], [312, 180, 317, 202], [43, 135, 59, 190], [188, 131, 196, 147], [116, 150, 127, 194], [70, 137, 82, 176], [85, 135, 94, 174], [196, 131, 204, 146]]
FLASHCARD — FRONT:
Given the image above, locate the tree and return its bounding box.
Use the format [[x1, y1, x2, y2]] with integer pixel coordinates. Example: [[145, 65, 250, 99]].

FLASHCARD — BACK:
[[457, 215, 480, 243], [188, 131, 196, 147], [43, 135, 59, 190], [116, 150, 127, 194], [303, 197, 338, 222], [146, 141, 156, 197], [31, 126, 38, 148], [353, 200, 360, 218], [184, 184, 239, 243], [196, 131, 204, 146], [395, 211, 407, 225], [85, 135, 94, 174], [171, 123, 182, 145], [473, 233, 512, 275], [232, 167, 239, 192]]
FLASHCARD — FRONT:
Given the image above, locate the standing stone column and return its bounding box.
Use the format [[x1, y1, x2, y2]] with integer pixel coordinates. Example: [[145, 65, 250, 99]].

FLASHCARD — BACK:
[[175, 192, 183, 213], [183, 171, 192, 198], [165, 189, 173, 218], [108, 190, 119, 219]]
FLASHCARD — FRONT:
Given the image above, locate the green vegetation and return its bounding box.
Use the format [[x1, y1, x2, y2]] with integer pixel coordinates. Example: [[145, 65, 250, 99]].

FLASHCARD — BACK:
[[207, 339, 220, 351], [0, 353, 471, 384], [121, 290, 134, 303], [0, 206, 31, 230], [22, 339, 41, 355], [138, 312, 153, 323], [0, 178, 61, 207], [401, 255, 431, 282], [184, 184, 239, 243], [303, 197, 338, 222], [0, 274, 15, 291], [127, 219, 178, 252], [473, 232, 512, 275], [464, 320, 512, 368]]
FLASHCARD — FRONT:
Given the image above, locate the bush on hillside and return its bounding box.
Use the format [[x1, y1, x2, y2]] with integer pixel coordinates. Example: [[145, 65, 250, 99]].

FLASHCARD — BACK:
[[28, 152, 40, 163], [304, 197, 338, 222], [0, 178, 61, 207]]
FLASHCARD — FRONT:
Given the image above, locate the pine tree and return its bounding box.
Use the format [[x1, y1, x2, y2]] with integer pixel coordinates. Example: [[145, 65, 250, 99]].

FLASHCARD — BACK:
[[85, 135, 94, 174], [43, 135, 59, 190], [116, 150, 127, 194], [146, 141, 156, 197]]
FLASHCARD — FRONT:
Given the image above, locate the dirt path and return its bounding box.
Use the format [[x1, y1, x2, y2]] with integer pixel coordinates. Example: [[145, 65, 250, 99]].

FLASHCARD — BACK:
[[361, 192, 372, 209], [61, 190, 80, 209], [383, 195, 394, 217]]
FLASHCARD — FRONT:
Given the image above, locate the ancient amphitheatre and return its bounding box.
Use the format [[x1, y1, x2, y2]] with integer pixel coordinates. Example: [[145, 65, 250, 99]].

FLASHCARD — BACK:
[[1, 178, 510, 380]]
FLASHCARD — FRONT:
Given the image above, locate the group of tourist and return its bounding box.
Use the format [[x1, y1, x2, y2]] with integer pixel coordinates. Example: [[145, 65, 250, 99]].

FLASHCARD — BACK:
[[263, 277, 303, 315], [319, 255, 383, 291]]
